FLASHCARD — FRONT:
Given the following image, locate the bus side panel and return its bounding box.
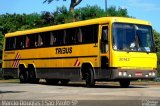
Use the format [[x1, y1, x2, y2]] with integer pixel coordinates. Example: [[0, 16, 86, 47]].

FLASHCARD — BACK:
[[2, 43, 99, 80], [3, 68, 18, 78], [94, 68, 112, 80], [36, 68, 81, 81]]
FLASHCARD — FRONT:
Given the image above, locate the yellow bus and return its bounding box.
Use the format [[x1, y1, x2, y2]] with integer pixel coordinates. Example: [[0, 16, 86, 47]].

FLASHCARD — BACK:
[[2, 17, 157, 87]]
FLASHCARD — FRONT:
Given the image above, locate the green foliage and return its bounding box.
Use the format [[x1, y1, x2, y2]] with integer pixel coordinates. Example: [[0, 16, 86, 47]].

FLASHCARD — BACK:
[[153, 30, 160, 51], [107, 6, 129, 17], [43, 0, 82, 13], [20, 13, 42, 29], [75, 5, 106, 20], [157, 52, 160, 77], [0, 5, 130, 34], [0, 32, 3, 59], [153, 30, 160, 77], [53, 6, 73, 24], [0, 13, 42, 33], [74, 6, 130, 21]]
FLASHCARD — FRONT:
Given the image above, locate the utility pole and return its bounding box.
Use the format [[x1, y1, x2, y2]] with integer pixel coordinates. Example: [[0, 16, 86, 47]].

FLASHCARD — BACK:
[[105, 0, 107, 16]]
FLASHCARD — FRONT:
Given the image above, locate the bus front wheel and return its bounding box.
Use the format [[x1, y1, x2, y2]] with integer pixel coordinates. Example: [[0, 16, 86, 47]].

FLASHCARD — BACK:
[[85, 67, 95, 87], [60, 80, 69, 85], [46, 79, 59, 85], [119, 80, 130, 88]]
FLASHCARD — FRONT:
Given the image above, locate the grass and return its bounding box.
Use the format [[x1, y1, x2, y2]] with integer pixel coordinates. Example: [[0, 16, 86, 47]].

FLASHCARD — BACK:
[[0, 79, 19, 83]]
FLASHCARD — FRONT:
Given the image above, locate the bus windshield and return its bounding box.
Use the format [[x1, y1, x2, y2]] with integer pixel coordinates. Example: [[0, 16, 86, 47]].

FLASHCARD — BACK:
[[112, 23, 155, 52]]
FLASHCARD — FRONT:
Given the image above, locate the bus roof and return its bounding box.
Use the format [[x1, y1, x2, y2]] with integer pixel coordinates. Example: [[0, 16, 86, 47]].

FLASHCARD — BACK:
[[5, 17, 151, 37]]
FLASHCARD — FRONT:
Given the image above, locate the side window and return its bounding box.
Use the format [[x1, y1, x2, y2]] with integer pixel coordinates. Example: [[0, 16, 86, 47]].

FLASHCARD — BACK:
[[37, 34, 44, 47], [5, 38, 10, 50], [73, 28, 82, 43], [26, 35, 36, 48], [44, 32, 51, 46], [82, 25, 98, 43], [77, 28, 83, 43], [101, 26, 108, 53], [5, 37, 16, 50], [92, 25, 98, 43], [12, 37, 16, 49], [66, 28, 76, 44], [55, 27, 83, 45], [50, 31, 57, 46], [63, 30, 66, 44], [35, 32, 48, 47], [16, 36, 25, 49], [57, 30, 64, 45], [25, 36, 30, 48]]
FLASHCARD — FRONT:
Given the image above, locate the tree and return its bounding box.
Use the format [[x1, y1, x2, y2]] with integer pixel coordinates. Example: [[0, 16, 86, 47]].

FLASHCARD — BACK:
[[153, 30, 160, 76], [75, 5, 106, 20], [43, 0, 82, 13], [107, 6, 129, 17], [153, 30, 160, 52]]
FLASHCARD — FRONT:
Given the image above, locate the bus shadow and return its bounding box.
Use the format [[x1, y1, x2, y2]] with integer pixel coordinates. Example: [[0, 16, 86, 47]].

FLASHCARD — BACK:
[[41, 82, 148, 89], [0, 90, 25, 94], [69, 84, 148, 88], [94, 85, 148, 88]]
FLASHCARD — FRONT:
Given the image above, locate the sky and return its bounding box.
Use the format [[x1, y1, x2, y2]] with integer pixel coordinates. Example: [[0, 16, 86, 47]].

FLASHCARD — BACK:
[[0, 0, 159, 32]]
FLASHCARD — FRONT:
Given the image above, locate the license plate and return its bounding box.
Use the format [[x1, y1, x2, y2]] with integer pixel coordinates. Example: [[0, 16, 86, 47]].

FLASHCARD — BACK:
[[135, 72, 142, 76]]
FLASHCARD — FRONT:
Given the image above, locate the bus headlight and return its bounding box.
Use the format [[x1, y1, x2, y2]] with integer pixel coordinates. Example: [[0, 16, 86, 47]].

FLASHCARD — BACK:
[[118, 72, 122, 76], [123, 72, 127, 76], [152, 72, 156, 76], [149, 72, 152, 76], [145, 75, 149, 77], [128, 74, 132, 77], [118, 71, 128, 77]]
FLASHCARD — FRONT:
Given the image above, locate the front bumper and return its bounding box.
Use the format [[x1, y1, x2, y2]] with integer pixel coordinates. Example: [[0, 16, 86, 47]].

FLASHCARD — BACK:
[[111, 69, 157, 80]]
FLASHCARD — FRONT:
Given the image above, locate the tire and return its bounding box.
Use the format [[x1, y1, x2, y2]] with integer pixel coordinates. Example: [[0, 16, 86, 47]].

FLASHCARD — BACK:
[[119, 80, 130, 88], [19, 70, 29, 83], [46, 79, 59, 85], [85, 67, 95, 87], [60, 80, 69, 85], [28, 69, 39, 84]]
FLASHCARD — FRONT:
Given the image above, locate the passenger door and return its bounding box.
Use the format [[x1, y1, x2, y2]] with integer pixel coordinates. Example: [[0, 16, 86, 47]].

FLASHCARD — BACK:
[[100, 25, 110, 69]]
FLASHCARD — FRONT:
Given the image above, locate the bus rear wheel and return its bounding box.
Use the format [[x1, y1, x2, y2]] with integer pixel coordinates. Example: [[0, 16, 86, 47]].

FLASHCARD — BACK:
[[119, 80, 130, 88], [85, 67, 95, 87], [19, 70, 29, 83], [28, 69, 39, 84], [27, 65, 39, 84]]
